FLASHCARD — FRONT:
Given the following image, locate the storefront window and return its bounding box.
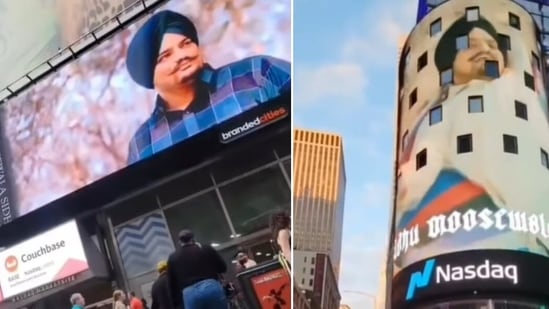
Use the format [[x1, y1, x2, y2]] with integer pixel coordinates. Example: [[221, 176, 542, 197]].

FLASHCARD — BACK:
[[163, 190, 233, 246], [282, 158, 291, 179], [273, 135, 291, 158], [155, 167, 214, 206], [219, 165, 291, 236], [210, 146, 277, 183], [109, 191, 160, 227]]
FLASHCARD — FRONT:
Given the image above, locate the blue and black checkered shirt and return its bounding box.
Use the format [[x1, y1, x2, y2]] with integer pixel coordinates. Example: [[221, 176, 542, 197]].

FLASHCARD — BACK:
[[127, 55, 291, 165]]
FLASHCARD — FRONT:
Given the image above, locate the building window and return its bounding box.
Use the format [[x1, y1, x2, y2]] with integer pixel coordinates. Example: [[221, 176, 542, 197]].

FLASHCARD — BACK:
[[524, 71, 535, 90], [509, 12, 521, 30], [456, 35, 469, 50], [468, 96, 484, 113], [409, 88, 418, 107], [418, 52, 428, 72], [541, 148, 549, 169], [485, 61, 500, 78], [430, 18, 442, 36], [309, 279, 313, 287], [311, 257, 315, 264], [164, 190, 233, 246], [218, 165, 290, 236], [515, 100, 528, 120], [304, 256, 307, 262], [498, 34, 511, 50], [301, 278, 305, 285], [416, 148, 427, 170], [402, 130, 409, 152], [532, 52, 540, 70], [503, 134, 519, 154], [429, 105, 443, 125], [440, 68, 453, 86], [457, 134, 473, 154], [310, 268, 314, 275], [282, 159, 291, 179], [466, 7, 479, 21]]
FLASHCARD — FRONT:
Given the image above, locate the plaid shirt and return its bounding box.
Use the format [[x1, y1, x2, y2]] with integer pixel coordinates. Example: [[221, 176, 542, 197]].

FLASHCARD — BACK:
[[127, 55, 291, 165]]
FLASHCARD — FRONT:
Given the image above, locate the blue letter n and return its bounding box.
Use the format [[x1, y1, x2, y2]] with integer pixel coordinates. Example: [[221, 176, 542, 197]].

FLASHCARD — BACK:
[[405, 259, 436, 300]]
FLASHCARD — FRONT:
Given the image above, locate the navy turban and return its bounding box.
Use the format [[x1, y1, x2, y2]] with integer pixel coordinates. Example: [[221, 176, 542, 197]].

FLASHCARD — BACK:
[[126, 10, 199, 89]]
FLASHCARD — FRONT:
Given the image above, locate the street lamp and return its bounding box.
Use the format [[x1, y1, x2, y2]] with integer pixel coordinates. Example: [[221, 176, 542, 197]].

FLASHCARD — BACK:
[[342, 290, 377, 308]]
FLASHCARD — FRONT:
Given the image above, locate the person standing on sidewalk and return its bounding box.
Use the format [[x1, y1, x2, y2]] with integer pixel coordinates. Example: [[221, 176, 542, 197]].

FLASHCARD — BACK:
[[167, 229, 228, 309], [113, 290, 128, 309], [129, 292, 144, 309], [69, 293, 85, 309], [151, 261, 175, 309]]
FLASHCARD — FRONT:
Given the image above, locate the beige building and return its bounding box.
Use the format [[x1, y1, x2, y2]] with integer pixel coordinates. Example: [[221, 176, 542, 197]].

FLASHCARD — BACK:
[[293, 129, 346, 278], [340, 305, 351, 309]]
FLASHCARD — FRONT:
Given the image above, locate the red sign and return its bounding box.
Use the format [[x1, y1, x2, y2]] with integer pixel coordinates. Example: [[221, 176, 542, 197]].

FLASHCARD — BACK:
[[250, 268, 291, 309], [4, 256, 18, 273]]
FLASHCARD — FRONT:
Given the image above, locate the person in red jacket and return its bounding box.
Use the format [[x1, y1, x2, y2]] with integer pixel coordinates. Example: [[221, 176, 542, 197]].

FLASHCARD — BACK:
[[129, 291, 144, 309]]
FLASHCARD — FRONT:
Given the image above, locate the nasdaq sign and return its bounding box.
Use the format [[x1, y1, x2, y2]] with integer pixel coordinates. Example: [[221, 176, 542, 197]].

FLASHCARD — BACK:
[[406, 259, 518, 301]]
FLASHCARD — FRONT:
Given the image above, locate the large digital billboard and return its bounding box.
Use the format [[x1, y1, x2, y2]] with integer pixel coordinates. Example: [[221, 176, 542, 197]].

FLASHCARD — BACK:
[[0, 0, 142, 91], [0, 0, 291, 221], [0, 220, 88, 302], [392, 0, 549, 304]]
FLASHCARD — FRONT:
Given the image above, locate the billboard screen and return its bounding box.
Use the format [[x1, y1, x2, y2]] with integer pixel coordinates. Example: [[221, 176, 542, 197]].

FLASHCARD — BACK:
[[393, 0, 549, 290], [0, 0, 291, 221], [0, 0, 143, 91], [0, 220, 88, 302]]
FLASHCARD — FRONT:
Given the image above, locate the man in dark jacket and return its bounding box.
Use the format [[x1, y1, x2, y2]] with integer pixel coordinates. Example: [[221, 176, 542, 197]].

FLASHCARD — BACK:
[[151, 261, 174, 309], [167, 229, 227, 309]]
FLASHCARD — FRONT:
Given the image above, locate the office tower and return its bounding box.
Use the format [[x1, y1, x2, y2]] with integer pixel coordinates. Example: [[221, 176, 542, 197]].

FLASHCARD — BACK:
[[389, 0, 549, 308], [293, 129, 346, 278]]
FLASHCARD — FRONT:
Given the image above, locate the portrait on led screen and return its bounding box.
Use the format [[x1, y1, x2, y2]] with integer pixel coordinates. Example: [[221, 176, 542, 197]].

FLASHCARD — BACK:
[[0, 0, 291, 217], [393, 2, 549, 274], [125, 10, 290, 164]]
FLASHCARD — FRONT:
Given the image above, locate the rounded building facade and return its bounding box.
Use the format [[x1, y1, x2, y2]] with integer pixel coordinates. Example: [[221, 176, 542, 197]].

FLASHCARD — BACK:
[[390, 0, 549, 307]]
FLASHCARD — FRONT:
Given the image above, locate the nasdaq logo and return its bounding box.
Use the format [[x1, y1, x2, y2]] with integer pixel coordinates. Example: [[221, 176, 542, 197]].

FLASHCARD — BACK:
[[406, 259, 436, 300], [405, 259, 519, 301]]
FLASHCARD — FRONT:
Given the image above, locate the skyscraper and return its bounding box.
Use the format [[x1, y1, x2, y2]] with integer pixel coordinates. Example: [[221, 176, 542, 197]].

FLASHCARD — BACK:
[[293, 129, 346, 279]]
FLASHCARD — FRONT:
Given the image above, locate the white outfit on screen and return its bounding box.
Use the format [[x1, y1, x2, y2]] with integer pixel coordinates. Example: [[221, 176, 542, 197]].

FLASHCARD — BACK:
[[396, 70, 549, 269]]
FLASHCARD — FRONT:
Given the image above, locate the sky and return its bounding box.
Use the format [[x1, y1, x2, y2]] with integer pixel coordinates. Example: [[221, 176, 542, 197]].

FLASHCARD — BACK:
[[293, 0, 417, 308]]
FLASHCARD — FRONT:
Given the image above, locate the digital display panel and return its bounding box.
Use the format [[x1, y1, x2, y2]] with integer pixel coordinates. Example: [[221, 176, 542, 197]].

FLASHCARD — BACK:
[[393, 0, 549, 277], [0, 0, 143, 91], [0, 0, 291, 221], [0, 220, 88, 302]]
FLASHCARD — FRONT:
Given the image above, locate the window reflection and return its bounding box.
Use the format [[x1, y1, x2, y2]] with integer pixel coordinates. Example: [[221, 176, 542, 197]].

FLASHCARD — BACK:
[[219, 165, 291, 236], [156, 168, 214, 205], [282, 159, 291, 179], [163, 190, 233, 246], [210, 146, 276, 183]]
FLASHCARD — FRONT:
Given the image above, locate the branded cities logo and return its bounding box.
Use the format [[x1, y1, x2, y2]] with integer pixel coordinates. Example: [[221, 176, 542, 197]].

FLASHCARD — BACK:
[[4, 255, 18, 273], [393, 207, 549, 260], [405, 259, 518, 301], [220, 107, 288, 143]]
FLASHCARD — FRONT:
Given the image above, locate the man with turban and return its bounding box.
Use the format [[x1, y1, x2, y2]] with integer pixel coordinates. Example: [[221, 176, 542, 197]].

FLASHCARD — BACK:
[[125, 10, 291, 164]]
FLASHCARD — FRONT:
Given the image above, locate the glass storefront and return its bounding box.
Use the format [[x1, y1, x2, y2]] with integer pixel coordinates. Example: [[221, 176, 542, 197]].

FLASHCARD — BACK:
[[107, 137, 291, 283]]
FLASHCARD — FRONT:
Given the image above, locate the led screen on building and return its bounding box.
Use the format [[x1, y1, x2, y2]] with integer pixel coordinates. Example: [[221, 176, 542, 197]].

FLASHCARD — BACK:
[[0, 0, 142, 91], [0, 0, 291, 221], [393, 0, 549, 277]]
